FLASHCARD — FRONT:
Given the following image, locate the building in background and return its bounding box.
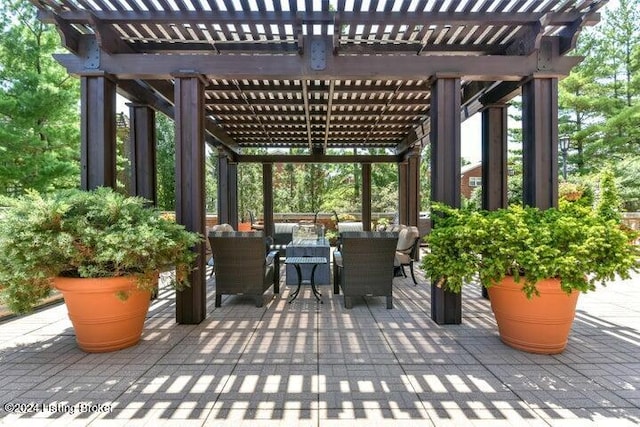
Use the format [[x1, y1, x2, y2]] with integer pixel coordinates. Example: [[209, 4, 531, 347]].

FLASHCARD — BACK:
[[460, 163, 482, 199]]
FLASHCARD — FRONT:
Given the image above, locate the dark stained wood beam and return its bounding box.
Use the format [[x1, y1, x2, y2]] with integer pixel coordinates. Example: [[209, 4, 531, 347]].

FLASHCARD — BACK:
[[361, 163, 372, 231], [262, 163, 274, 238], [80, 73, 117, 190], [223, 121, 409, 130], [398, 161, 408, 225], [130, 41, 505, 55], [339, 42, 504, 55], [140, 79, 241, 154], [407, 149, 420, 228], [217, 152, 231, 224], [206, 98, 427, 106], [53, 51, 582, 81], [136, 41, 299, 54], [505, 18, 548, 56], [558, 2, 604, 55], [205, 82, 430, 93], [522, 77, 559, 209], [430, 76, 462, 325], [322, 80, 335, 151], [116, 79, 239, 156], [480, 102, 509, 300], [214, 109, 426, 117], [116, 79, 175, 118], [88, 15, 136, 54], [396, 79, 523, 157], [174, 73, 207, 325], [50, 14, 81, 55], [481, 104, 509, 211], [301, 80, 313, 150], [41, 10, 599, 27], [128, 104, 157, 205], [239, 154, 400, 163]]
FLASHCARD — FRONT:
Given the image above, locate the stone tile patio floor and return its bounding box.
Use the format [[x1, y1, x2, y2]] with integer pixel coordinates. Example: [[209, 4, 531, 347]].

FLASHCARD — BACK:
[[0, 264, 639, 426]]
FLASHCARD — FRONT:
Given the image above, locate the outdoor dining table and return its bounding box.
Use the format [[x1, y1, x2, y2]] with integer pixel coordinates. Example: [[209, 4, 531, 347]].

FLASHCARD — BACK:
[[285, 256, 327, 303], [285, 238, 331, 286]]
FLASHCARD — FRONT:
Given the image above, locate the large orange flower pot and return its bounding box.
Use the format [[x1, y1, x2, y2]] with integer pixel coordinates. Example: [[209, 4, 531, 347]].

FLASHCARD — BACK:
[[53, 276, 152, 353], [487, 276, 580, 354], [237, 222, 252, 231]]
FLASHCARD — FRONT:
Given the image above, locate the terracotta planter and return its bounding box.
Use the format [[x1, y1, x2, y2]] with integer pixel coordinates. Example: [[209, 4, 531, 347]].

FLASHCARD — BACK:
[[53, 276, 153, 353], [238, 222, 252, 231], [487, 276, 580, 354]]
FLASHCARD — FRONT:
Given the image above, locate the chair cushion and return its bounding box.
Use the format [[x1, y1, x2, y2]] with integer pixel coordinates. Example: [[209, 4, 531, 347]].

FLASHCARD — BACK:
[[387, 224, 406, 233], [274, 223, 296, 234], [395, 252, 412, 265], [211, 223, 234, 232], [337, 222, 364, 233], [396, 228, 412, 251]]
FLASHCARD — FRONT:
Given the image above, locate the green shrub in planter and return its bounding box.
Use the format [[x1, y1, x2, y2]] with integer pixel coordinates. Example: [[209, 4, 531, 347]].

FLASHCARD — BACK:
[[0, 187, 202, 313], [422, 202, 639, 298]]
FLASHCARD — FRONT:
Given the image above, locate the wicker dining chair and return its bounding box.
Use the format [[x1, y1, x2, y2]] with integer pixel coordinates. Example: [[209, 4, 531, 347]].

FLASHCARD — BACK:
[[394, 226, 421, 285], [209, 231, 280, 307], [333, 231, 399, 309]]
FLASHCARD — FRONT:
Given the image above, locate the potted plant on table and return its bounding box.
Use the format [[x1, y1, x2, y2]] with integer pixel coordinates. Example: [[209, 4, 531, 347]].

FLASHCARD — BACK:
[[422, 200, 639, 354], [0, 187, 201, 353]]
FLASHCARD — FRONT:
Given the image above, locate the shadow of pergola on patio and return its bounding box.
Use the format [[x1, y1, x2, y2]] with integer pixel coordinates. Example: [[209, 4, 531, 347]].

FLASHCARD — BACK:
[[0, 265, 639, 426]]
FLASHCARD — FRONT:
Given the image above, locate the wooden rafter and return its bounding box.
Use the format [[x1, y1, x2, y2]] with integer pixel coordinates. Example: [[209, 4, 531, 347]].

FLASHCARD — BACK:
[[36, 0, 603, 156], [53, 48, 582, 80]]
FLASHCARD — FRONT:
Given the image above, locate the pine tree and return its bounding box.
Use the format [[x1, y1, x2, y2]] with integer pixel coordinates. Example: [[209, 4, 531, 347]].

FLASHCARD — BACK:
[[0, 1, 80, 195]]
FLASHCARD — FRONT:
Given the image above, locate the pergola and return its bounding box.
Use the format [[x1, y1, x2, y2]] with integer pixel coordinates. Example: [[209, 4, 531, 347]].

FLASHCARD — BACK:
[[31, 0, 605, 325]]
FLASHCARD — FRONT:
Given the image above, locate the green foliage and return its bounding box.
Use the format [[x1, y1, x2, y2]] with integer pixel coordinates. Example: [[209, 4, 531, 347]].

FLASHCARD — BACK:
[[205, 148, 218, 212], [613, 157, 640, 211], [422, 202, 639, 299], [269, 151, 398, 216], [559, 181, 584, 202], [238, 162, 262, 221], [156, 113, 175, 211], [324, 229, 338, 246], [559, 0, 640, 176], [596, 168, 623, 222], [0, 1, 80, 195], [0, 187, 202, 313]]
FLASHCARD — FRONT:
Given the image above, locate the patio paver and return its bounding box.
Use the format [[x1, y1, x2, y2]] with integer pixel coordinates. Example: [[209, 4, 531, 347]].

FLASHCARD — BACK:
[[0, 265, 639, 426]]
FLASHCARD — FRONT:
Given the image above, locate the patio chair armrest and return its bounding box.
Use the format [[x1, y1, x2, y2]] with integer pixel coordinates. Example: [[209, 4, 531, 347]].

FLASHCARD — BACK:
[[333, 251, 343, 268], [266, 250, 279, 266], [397, 238, 420, 256], [396, 245, 413, 254]]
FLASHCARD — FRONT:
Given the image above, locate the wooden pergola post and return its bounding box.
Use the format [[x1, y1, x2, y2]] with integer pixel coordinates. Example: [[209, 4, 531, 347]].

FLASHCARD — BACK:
[[522, 77, 559, 209], [361, 163, 372, 231], [407, 149, 420, 227], [217, 150, 229, 224], [398, 161, 408, 225], [36, 0, 598, 325], [397, 147, 420, 227], [227, 162, 239, 229], [80, 73, 117, 190], [127, 103, 157, 205], [173, 73, 207, 325], [480, 103, 509, 298], [263, 163, 274, 237], [430, 76, 462, 325], [217, 150, 239, 229], [481, 104, 509, 211]]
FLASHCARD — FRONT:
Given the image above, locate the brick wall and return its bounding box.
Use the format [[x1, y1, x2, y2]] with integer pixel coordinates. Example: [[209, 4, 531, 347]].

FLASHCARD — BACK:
[[460, 164, 482, 199]]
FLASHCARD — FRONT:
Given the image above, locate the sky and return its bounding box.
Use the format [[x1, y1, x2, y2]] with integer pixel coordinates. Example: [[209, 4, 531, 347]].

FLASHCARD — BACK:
[[461, 114, 481, 164]]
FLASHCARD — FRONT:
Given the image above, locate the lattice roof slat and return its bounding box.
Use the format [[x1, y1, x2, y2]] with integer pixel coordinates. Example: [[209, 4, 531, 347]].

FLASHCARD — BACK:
[[32, 0, 606, 154]]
